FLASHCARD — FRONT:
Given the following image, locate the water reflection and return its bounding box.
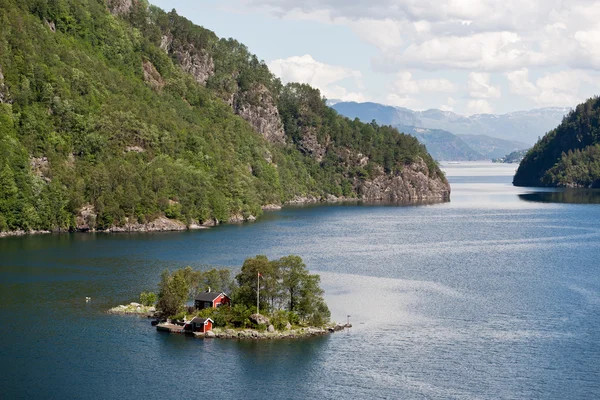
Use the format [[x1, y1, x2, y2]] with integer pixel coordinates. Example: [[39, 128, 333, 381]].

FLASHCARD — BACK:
[[520, 189, 600, 204]]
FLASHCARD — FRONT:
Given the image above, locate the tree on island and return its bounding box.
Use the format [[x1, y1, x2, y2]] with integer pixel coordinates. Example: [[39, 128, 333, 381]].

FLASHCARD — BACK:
[[154, 255, 330, 328]]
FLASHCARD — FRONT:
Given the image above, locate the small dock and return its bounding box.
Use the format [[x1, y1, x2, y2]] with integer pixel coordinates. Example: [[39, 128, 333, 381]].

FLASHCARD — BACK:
[[156, 323, 185, 333]]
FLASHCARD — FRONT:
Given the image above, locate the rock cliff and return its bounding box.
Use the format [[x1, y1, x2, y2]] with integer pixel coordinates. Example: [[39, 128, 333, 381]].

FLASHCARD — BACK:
[[107, 0, 132, 16], [233, 85, 285, 144], [0, 66, 9, 103], [173, 45, 214, 86], [358, 158, 451, 202]]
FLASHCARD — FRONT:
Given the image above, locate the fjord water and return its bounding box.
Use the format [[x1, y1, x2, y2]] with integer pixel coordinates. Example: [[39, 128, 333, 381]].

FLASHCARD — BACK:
[[1, 162, 599, 400]]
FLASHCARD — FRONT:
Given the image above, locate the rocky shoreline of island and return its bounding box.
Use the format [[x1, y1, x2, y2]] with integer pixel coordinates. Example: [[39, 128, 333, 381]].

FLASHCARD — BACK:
[[108, 302, 351, 340]]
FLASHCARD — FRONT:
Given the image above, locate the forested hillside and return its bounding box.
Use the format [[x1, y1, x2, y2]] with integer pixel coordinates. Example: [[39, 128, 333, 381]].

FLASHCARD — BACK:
[[514, 97, 600, 187], [0, 0, 449, 233]]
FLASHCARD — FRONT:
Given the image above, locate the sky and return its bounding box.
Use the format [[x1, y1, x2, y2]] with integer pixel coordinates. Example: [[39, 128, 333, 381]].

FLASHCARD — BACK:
[[149, 0, 600, 115]]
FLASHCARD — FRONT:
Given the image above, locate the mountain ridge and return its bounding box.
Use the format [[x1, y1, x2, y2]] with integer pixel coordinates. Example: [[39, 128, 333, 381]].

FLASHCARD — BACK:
[[0, 0, 449, 234], [332, 101, 570, 145]]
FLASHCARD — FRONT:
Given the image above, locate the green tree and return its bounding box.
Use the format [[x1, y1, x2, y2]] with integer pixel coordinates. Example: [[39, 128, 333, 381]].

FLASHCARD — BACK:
[[156, 269, 189, 317]]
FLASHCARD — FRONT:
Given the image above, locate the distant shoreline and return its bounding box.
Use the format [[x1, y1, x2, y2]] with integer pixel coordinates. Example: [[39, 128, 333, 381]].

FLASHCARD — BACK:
[[0, 196, 449, 239]]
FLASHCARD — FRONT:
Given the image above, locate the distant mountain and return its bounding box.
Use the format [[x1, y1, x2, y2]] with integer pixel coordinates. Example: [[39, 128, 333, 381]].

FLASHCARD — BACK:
[[514, 97, 600, 187], [457, 135, 529, 159], [332, 102, 420, 126], [396, 126, 483, 161], [332, 102, 531, 161], [332, 102, 570, 145]]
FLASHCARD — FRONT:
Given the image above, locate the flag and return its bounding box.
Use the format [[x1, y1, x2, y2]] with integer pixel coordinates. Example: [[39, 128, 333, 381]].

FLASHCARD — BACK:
[[258, 272, 262, 278]]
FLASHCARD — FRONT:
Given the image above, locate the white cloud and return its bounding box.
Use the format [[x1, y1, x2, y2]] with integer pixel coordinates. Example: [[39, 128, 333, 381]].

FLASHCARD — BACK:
[[249, 0, 600, 72], [351, 18, 404, 51], [378, 31, 548, 71], [467, 99, 493, 115], [392, 72, 456, 94], [242, 0, 600, 113], [532, 70, 591, 107], [268, 54, 365, 101], [506, 69, 538, 96], [468, 72, 501, 98], [505, 69, 599, 107], [440, 96, 457, 111], [386, 93, 421, 109]]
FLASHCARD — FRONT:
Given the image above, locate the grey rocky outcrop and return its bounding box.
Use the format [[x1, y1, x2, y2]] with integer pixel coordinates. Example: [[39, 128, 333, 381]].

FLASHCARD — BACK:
[[357, 158, 451, 202], [249, 313, 270, 326], [108, 216, 187, 232], [174, 45, 214, 86], [30, 156, 50, 182], [234, 85, 286, 144], [298, 127, 327, 161], [107, 0, 132, 16], [262, 204, 282, 211], [0, 65, 9, 104], [76, 205, 97, 231], [142, 60, 164, 91], [159, 35, 173, 54]]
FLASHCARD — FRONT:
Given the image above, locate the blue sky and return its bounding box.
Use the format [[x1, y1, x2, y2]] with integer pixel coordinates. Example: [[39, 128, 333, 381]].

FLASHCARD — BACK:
[[150, 0, 600, 115]]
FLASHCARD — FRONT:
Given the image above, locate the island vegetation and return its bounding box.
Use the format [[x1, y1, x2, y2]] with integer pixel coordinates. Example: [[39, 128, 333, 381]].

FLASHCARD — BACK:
[[492, 149, 529, 164], [514, 96, 600, 187], [0, 0, 448, 235], [110, 255, 338, 339]]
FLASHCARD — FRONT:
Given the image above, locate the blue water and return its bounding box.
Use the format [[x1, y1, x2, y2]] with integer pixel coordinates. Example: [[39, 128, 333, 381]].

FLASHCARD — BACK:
[[1, 162, 599, 399]]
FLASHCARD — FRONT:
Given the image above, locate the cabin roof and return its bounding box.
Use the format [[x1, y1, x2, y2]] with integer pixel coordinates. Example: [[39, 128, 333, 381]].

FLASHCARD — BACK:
[[194, 291, 228, 302], [190, 317, 213, 325]]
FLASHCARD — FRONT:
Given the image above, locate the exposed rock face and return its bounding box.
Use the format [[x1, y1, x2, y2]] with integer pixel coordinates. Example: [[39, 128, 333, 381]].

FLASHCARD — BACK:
[[174, 46, 214, 85], [228, 213, 244, 224], [262, 204, 282, 211], [108, 303, 156, 315], [234, 85, 286, 144], [0, 65, 9, 104], [45, 19, 56, 32], [142, 60, 164, 90], [159, 35, 173, 54], [249, 314, 270, 326], [298, 127, 327, 161], [358, 158, 451, 202], [108, 216, 187, 232], [30, 156, 50, 182], [107, 0, 132, 16], [125, 145, 145, 153], [205, 330, 216, 338], [76, 205, 97, 231]]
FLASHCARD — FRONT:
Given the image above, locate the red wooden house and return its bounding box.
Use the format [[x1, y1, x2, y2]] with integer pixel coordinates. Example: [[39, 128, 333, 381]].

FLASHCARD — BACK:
[[188, 317, 213, 333], [194, 291, 231, 310]]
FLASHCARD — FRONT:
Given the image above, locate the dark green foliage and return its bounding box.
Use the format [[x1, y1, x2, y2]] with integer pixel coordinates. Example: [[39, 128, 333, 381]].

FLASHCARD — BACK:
[[234, 255, 330, 325], [0, 0, 444, 232], [156, 269, 189, 317], [543, 144, 600, 187], [139, 291, 157, 306], [514, 97, 600, 187]]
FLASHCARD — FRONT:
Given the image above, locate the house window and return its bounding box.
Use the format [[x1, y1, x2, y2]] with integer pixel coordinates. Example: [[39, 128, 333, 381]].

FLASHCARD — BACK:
[[204, 302, 211, 308]]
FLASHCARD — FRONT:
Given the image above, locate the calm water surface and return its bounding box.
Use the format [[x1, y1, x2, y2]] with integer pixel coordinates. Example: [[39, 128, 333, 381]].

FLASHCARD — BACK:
[[1, 162, 599, 399]]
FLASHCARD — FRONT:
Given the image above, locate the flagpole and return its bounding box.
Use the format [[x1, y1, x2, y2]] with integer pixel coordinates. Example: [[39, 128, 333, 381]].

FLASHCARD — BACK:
[[257, 271, 260, 315]]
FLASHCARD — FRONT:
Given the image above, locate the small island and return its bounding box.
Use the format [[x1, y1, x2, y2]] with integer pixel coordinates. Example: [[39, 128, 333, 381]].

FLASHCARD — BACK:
[[110, 255, 350, 339]]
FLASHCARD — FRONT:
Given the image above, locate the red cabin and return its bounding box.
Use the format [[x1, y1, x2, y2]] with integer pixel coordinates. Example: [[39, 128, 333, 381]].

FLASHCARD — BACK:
[[189, 317, 213, 333], [194, 291, 231, 310]]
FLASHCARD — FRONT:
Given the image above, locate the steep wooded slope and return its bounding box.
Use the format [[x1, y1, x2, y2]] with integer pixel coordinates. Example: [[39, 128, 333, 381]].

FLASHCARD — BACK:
[[0, 0, 449, 233]]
